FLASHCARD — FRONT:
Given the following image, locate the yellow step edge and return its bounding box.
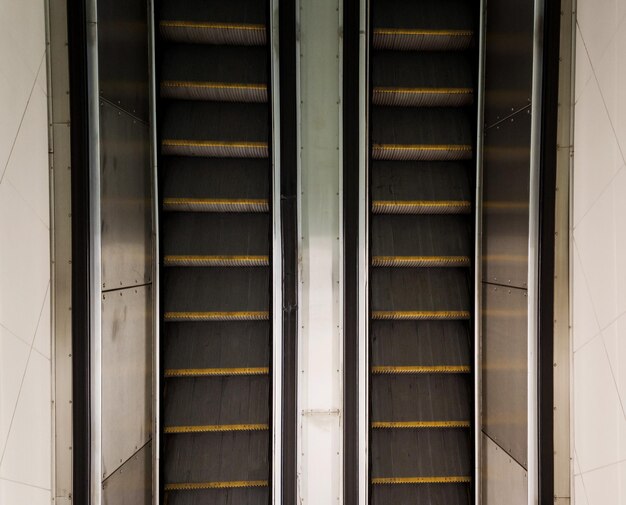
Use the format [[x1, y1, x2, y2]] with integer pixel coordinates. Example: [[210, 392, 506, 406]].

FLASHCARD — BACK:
[[164, 311, 269, 321], [374, 87, 473, 95], [164, 367, 269, 378], [371, 256, 470, 267], [372, 476, 471, 485], [162, 139, 268, 149], [161, 81, 267, 91], [372, 365, 470, 374], [164, 255, 270, 267], [165, 480, 268, 491], [372, 420, 470, 429], [160, 20, 266, 32], [373, 28, 473, 37], [372, 310, 470, 320], [372, 143, 472, 152], [164, 423, 269, 434], [163, 198, 268, 204]]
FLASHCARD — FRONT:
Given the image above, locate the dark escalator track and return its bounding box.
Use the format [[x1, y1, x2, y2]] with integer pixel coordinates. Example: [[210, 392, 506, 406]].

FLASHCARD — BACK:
[[368, 1, 477, 504], [157, 1, 272, 504]]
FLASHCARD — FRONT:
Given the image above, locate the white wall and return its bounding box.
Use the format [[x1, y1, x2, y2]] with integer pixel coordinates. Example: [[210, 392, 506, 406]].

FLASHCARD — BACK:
[[0, 0, 52, 503], [572, 1, 626, 504]]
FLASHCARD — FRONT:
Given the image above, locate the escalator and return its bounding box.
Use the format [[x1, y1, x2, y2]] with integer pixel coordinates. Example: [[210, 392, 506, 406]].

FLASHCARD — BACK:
[[157, 1, 272, 503], [368, 1, 478, 504]]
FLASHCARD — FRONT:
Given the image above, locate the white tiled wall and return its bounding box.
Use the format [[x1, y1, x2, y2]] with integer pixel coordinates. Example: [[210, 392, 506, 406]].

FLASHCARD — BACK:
[[573, 2, 626, 504], [0, 0, 52, 504]]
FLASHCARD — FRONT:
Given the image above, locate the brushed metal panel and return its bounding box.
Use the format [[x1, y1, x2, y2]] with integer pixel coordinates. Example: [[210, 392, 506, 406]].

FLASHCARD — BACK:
[[482, 284, 527, 468], [100, 101, 152, 290], [98, 0, 149, 120], [102, 285, 152, 479], [103, 442, 152, 505], [482, 434, 527, 505], [482, 109, 531, 288], [483, 0, 533, 126]]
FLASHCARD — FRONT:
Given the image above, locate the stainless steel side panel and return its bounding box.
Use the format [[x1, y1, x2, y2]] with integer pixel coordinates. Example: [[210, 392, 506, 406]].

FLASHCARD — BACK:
[[482, 434, 527, 505], [100, 101, 152, 290], [103, 442, 152, 505], [483, 0, 534, 127], [101, 285, 153, 479], [482, 110, 531, 290], [98, 0, 149, 121], [482, 284, 528, 469]]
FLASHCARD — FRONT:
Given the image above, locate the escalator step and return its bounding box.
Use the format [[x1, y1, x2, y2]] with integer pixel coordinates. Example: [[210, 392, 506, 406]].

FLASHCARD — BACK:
[[371, 365, 470, 374], [165, 367, 269, 378], [165, 311, 270, 322], [371, 199, 471, 215], [373, 29, 472, 51], [372, 476, 471, 485], [372, 256, 470, 268], [162, 140, 269, 158], [372, 421, 470, 429], [160, 21, 266, 46], [162, 81, 268, 102], [165, 424, 269, 434], [372, 143, 472, 161], [372, 311, 470, 320], [164, 255, 269, 267], [373, 87, 473, 107], [165, 481, 268, 491], [163, 197, 269, 213]]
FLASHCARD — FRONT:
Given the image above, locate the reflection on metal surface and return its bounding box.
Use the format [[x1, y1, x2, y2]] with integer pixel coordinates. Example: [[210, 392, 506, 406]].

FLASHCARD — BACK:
[[102, 442, 151, 505], [482, 434, 527, 505], [482, 110, 531, 289], [100, 102, 152, 290], [482, 284, 528, 468], [102, 286, 153, 479]]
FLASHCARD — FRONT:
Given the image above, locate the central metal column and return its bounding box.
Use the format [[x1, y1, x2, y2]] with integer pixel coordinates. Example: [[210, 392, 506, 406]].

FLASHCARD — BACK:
[[296, 0, 344, 502]]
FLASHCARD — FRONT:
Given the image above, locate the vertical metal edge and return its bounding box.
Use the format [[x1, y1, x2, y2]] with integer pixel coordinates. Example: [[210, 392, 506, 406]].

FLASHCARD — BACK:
[[528, 0, 545, 503], [553, 0, 574, 499], [270, 1, 283, 504], [147, 0, 160, 502], [357, 0, 368, 503], [85, 0, 102, 502], [474, 0, 487, 503], [43, 1, 57, 502]]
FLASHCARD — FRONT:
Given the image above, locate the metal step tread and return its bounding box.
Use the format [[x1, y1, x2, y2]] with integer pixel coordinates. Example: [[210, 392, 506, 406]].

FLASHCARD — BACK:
[[372, 476, 471, 485], [161, 80, 268, 102], [372, 365, 470, 374], [372, 143, 472, 161], [160, 20, 266, 46], [372, 310, 470, 320], [165, 367, 270, 378], [163, 197, 269, 213], [164, 311, 270, 321], [372, 421, 470, 429], [372, 255, 470, 267], [162, 139, 269, 158], [373, 87, 473, 107], [164, 424, 269, 434], [165, 480, 268, 491], [164, 255, 269, 267], [372, 199, 471, 215]]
